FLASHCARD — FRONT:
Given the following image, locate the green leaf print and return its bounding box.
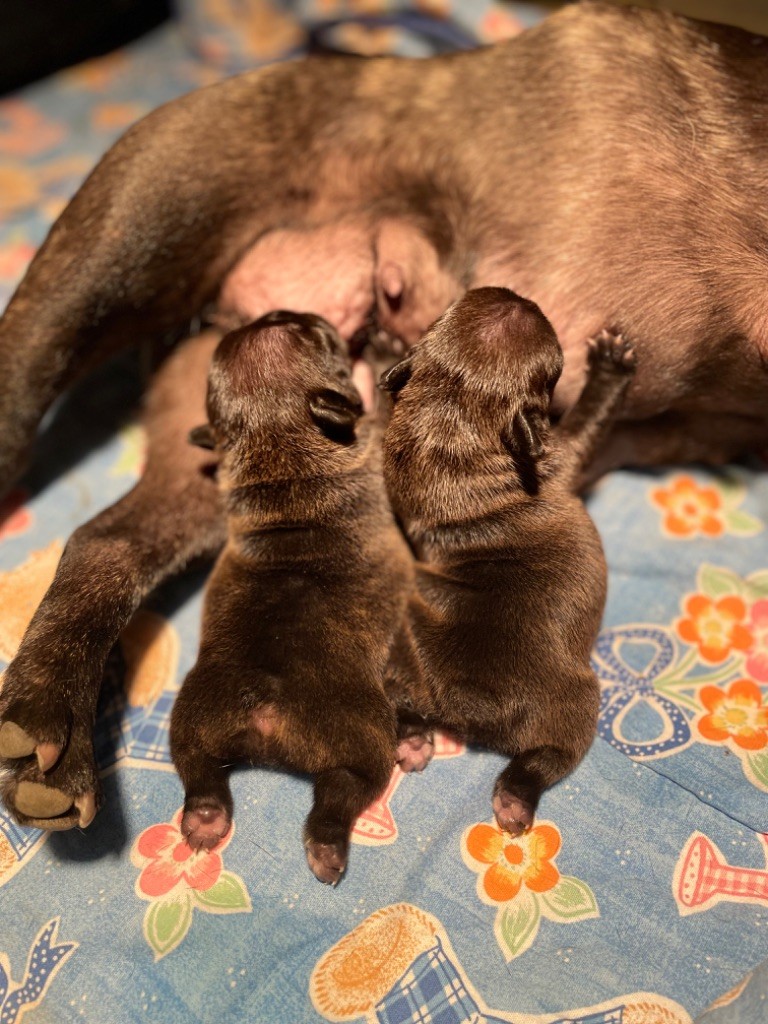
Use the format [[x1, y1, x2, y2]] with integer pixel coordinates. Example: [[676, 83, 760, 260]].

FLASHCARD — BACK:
[[144, 893, 193, 960], [194, 871, 252, 914]]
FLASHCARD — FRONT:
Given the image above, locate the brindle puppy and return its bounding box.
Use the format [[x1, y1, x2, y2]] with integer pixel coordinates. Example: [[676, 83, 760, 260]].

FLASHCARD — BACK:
[[169, 311, 413, 884], [382, 288, 635, 835]]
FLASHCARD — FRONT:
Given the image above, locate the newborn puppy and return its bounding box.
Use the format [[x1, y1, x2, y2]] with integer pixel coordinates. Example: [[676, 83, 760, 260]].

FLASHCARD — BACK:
[[382, 287, 635, 834], [170, 311, 413, 884]]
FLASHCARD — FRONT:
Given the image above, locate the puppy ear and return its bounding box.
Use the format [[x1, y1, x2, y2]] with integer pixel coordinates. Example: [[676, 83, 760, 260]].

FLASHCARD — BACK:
[[188, 424, 216, 450], [309, 388, 363, 440], [501, 408, 548, 496], [379, 354, 414, 395]]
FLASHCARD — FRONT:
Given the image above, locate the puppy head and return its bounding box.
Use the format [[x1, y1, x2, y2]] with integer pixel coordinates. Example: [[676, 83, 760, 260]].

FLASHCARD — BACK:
[[381, 287, 563, 518], [191, 311, 363, 472]]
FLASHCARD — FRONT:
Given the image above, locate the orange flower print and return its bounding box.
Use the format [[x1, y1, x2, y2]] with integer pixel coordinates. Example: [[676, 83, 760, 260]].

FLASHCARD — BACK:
[[479, 9, 524, 43], [696, 679, 768, 751], [677, 594, 753, 663], [746, 600, 768, 684], [464, 821, 560, 903], [0, 240, 35, 283], [133, 808, 229, 899], [0, 487, 32, 541], [651, 476, 724, 538]]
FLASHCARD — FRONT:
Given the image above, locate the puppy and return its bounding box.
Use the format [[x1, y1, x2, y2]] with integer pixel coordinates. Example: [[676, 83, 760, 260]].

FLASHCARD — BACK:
[[381, 288, 635, 834], [169, 311, 413, 883]]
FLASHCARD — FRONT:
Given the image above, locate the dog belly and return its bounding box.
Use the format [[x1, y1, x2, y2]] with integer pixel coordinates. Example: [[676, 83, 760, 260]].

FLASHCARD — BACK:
[[218, 220, 375, 339]]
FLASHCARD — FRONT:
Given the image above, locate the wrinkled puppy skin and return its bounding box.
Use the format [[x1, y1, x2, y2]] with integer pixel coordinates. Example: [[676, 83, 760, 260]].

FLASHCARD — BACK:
[[169, 312, 413, 884], [382, 287, 636, 835]]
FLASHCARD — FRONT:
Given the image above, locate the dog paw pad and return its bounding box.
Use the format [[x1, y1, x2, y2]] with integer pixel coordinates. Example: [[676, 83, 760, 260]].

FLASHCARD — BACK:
[[492, 790, 534, 837], [14, 780, 74, 819], [181, 805, 231, 851], [305, 840, 347, 885], [396, 733, 435, 773]]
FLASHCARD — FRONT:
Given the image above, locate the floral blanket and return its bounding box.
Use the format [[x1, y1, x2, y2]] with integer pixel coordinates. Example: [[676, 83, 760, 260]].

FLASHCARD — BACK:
[[1, 4, 767, 1023]]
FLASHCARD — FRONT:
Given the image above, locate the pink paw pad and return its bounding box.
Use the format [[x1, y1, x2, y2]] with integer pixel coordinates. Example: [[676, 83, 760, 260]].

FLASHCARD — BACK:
[[181, 805, 231, 851], [396, 733, 435, 773], [493, 791, 534, 837]]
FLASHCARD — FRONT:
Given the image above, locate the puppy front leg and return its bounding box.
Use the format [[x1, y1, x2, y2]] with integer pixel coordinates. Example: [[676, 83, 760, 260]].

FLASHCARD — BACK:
[[556, 329, 636, 486]]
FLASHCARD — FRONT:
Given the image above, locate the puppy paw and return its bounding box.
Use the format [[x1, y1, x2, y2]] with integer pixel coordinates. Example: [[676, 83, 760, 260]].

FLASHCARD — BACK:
[[0, 697, 100, 830], [305, 838, 347, 885], [492, 788, 534, 837], [181, 802, 232, 851], [395, 732, 435, 773], [587, 328, 636, 374]]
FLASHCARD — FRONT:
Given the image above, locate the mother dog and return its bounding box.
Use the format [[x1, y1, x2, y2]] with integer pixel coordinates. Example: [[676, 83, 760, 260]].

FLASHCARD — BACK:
[[1, 1, 767, 828]]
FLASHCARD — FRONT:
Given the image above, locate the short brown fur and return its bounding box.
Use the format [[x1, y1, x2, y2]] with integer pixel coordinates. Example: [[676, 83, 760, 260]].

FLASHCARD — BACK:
[[169, 312, 413, 883], [382, 288, 635, 833]]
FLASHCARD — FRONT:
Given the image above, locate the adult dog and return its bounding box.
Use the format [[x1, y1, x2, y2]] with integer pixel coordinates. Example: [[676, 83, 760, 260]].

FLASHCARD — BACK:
[[1, 1, 767, 828]]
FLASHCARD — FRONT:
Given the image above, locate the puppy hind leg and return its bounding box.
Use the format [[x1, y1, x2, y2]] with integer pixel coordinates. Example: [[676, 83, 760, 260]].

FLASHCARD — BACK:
[[0, 332, 225, 830], [305, 760, 392, 885], [385, 625, 436, 773], [492, 744, 580, 837], [171, 747, 235, 853], [395, 708, 435, 774]]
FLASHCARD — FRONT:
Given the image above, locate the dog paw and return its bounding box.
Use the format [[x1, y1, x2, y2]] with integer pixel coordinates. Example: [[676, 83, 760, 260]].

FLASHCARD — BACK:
[[492, 788, 534, 837], [305, 838, 347, 885], [181, 801, 232, 851], [0, 697, 100, 830], [396, 732, 435, 773], [587, 328, 636, 374]]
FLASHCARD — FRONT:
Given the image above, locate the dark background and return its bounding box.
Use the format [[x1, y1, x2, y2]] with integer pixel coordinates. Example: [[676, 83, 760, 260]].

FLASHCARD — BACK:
[[3, 1, 768, 98], [0, 0, 171, 95]]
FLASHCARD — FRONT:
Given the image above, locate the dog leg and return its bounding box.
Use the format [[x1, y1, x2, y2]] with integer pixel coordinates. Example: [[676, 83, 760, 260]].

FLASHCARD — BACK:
[[492, 672, 600, 836], [304, 762, 391, 885], [385, 624, 436, 773], [0, 59, 373, 494], [557, 329, 636, 485], [394, 707, 435, 774], [0, 332, 224, 828], [583, 410, 768, 483], [169, 676, 235, 853], [492, 744, 582, 837]]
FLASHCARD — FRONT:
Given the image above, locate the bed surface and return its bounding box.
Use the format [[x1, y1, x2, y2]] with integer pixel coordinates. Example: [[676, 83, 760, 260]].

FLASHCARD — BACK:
[[1, 4, 767, 1022]]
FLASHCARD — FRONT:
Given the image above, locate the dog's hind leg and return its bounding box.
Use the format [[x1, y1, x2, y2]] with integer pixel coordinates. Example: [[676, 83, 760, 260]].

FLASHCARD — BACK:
[[0, 330, 225, 829], [304, 763, 392, 885], [169, 666, 237, 852], [491, 671, 600, 836]]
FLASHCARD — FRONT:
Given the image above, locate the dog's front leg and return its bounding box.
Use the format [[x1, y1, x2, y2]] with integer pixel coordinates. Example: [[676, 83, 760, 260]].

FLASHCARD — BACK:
[[0, 332, 225, 829], [556, 329, 637, 487]]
